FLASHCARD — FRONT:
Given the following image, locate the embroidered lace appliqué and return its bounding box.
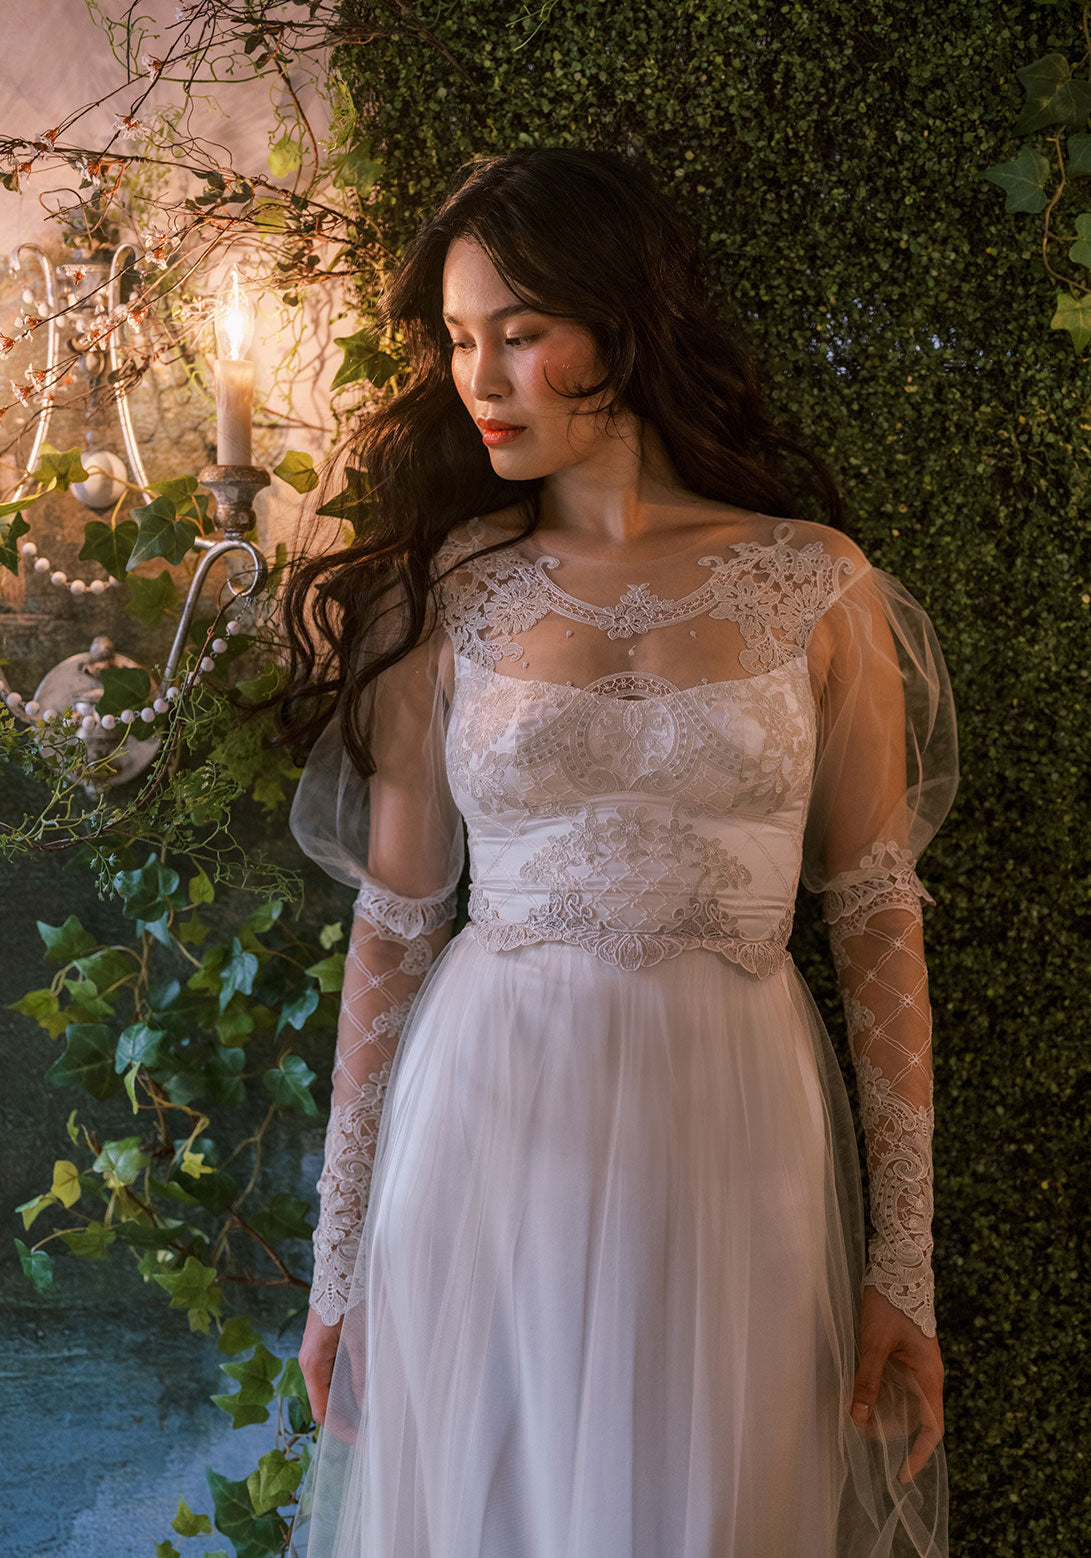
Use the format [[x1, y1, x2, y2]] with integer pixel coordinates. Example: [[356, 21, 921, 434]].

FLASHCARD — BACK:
[[438, 518, 857, 676], [310, 910, 449, 1325]]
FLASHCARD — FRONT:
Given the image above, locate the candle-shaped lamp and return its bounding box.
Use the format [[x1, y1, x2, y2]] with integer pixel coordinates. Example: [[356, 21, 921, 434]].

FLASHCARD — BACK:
[[213, 267, 256, 466]]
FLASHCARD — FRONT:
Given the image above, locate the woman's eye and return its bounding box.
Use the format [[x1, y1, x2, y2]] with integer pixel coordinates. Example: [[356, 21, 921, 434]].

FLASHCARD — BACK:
[[505, 335, 538, 348]]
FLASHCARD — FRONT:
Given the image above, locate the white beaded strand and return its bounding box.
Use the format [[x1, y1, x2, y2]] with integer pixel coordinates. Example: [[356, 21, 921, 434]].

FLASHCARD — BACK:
[[2, 616, 242, 730], [19, 538, 119, 596]]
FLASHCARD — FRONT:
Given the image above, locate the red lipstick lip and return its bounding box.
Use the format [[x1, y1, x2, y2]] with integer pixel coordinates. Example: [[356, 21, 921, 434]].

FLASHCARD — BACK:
[[477, 418, 526, 431]]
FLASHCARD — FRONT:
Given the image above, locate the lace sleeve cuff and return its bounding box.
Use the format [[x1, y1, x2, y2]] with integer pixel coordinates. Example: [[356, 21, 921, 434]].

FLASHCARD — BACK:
[[821, 841, 934, 934], [310, 1059, 392, 1326], [353, 874, 458, 941], [855, 1054, 937, 1338]]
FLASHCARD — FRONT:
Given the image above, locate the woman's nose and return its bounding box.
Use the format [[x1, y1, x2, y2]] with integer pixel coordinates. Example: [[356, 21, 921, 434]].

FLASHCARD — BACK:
[[468, 344, 511, 401]]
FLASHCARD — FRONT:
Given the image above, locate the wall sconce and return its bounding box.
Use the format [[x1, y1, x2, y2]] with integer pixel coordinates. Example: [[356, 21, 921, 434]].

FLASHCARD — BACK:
[[0, 244, 269, 792]]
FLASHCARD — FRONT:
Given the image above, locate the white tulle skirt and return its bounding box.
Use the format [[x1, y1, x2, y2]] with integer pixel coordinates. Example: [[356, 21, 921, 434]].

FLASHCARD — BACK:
[[290, 934, 947, 1558]]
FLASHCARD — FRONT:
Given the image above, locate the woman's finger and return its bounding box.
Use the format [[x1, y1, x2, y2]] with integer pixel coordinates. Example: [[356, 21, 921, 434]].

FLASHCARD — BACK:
[[850, 1333, 890, 1433]]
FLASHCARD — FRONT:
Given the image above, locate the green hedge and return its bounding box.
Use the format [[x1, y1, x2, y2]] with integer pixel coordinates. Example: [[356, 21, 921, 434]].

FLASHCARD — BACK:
[[337, 3, 1090, 1551]]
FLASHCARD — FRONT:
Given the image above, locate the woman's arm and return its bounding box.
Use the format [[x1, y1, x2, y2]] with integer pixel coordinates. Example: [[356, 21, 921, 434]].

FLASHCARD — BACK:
[[292, 620, 463, 1422], [803, 545, 958, 1481]]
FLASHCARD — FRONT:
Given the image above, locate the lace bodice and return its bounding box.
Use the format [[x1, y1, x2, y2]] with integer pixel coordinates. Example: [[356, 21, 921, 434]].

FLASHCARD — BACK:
[[437, 518, 849, 974], [290, 509, 959, 1334]]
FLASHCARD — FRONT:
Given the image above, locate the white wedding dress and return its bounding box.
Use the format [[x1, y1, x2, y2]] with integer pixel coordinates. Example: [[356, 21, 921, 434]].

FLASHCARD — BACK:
[[287, 510, 958, 1558]]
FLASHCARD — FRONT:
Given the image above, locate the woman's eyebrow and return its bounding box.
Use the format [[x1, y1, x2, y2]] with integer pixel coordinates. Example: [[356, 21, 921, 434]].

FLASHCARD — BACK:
[[442, 302, 539, 326]]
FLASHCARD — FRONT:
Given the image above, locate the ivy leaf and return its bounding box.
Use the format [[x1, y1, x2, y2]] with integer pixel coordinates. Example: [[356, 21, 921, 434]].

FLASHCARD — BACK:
[[15, 1193, 56, 1231], [46, 1024, 121, 1099], [78, 518, 137, 579], [189, 868, 215, 905], [219, 938, 259, 1012], [331, 327, 398, 392], [272, 449, 319, 493], [206, 1468, 282, 1556], [983, 147, 1050, 213], [93, 1135, 150, 1190], [32, 442, 88, 492], [112, 852, 181, 921], [305, 953, 345, 993], [249, 1193, 312, 1244], [247, 1448, 303, 1515], [1050, 288, 1091, 352], [128, 495, 199, 568], [114, 1021, 166, 1072], [262, 1053, 318, 1116], [275, 984, 318, 1036], [218, 1315, 262, 1356], [0, 511, 30, 573], [181, 1150, 215, 1179], [150, 474, 211, 531], [96, 666, 152, 718], [50, 1158, 81, 1208], [1069, 134, 1091, 177], [11, 986, 69, 1039], [178, 913, 210, 946], [210, 1342, 281, 1429], [315, 463, 369, 526], [1069, 212, 1091, 269], [37, 915, 97, 963], [245, 898, 283, 934], [125, 568, 179, 626], [14, 1238, 54, 1293], [150, 474, 198, 505], [152, 1254, 223, 1332], [214, 1004, 255, 1047], [59, 1222, 116, 1260], [73, 948, 132, 999], [268, 134, 303, 178], [1013, 53, 1091, 134], [155, 1542, 180, 1558], [275, 1355, 313, 1411], [171, 1498, 213, 1537]]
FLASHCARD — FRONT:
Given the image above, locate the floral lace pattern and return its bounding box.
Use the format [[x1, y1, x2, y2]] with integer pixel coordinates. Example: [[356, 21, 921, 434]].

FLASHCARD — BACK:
[[311, 914, 446, 1324], [312, 1055, 392, 1327]]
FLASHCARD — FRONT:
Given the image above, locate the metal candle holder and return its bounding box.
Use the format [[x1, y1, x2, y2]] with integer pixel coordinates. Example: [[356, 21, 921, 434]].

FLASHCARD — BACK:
[[159, 464, 270, 691]]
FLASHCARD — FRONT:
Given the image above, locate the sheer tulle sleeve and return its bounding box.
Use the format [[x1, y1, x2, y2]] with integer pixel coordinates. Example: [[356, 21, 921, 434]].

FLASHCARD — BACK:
[[289, 598, 463, 1325], [802, 554, 959, 1337]]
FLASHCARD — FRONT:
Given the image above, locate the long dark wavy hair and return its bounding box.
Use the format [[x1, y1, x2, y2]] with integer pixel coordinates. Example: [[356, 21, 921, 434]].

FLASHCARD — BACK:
[[277, 145, 844, 774]]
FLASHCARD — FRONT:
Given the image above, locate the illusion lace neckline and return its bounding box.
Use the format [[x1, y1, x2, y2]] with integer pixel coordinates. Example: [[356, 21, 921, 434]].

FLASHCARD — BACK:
[[469, 512, 781, 596]]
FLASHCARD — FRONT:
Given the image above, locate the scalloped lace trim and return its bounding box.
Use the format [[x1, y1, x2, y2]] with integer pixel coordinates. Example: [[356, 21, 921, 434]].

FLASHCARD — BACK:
[[353, 875, 458, 942], [821, 840, 935, 935], [469, 891, 793, 976]]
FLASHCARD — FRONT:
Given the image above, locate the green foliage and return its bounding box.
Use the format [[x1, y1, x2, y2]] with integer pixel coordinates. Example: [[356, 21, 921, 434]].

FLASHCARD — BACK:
[[272, 450, 320, 494], [128, 495, 200, 568], [78, 518, 138, 578], [330, 325, 398, 391], [0, 511, 30, 572]]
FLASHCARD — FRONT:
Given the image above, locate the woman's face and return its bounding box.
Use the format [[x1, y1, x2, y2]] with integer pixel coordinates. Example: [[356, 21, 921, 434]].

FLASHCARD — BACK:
[[441, 237, 614, 478]]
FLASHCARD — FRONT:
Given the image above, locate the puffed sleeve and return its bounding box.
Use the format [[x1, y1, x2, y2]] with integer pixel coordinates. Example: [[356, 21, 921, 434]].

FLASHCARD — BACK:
[[289, 589, 464, 1325], [802, 548, 959, 1337]]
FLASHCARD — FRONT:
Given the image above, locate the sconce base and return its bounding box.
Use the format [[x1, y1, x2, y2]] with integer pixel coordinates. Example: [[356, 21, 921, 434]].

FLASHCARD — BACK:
[[198, 463, 271, 538]]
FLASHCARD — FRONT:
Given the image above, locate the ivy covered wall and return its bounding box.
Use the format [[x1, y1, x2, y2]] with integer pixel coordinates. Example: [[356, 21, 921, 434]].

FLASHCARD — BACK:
[[336, 3, 1089, 1552]]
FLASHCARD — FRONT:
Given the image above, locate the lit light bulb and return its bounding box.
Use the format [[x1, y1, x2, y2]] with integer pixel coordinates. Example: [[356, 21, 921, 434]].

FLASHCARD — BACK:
[[214, 266, 255, 361]]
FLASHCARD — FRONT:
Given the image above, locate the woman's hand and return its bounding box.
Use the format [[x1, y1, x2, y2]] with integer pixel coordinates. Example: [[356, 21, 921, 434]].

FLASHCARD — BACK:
[[850, 1284, 945, 1484], [299, 1306, 343, 1426]]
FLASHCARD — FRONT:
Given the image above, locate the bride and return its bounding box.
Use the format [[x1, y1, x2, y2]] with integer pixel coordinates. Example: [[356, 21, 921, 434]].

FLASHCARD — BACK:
[[280, 145, 957, 1556]]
